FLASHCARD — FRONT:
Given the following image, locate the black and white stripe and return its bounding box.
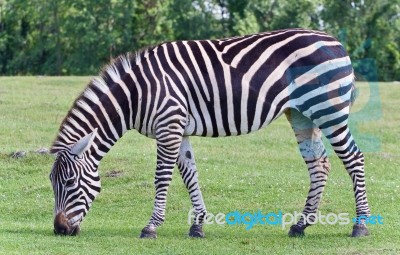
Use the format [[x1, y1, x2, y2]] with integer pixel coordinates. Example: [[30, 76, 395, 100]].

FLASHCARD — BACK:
[[50, 28, 370, 237]]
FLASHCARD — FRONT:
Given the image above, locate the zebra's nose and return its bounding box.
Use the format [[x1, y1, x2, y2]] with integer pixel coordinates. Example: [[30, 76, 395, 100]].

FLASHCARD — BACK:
[[54, 212, 71, 235]]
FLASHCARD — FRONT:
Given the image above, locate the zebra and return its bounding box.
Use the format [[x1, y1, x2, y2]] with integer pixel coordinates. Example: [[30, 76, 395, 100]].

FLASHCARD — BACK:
[[49, 28, 371, 238]]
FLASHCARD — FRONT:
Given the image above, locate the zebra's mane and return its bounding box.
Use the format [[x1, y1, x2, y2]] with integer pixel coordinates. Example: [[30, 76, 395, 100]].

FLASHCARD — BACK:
[[50, 47, 152, 154]]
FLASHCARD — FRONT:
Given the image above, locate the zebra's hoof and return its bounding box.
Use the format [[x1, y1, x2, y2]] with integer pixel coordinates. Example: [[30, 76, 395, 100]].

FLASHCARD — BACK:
[[288, 225, 305, 238], [189, 224, 205, 238], [351, 224, 369, 237], [140, 227, 157, 239]]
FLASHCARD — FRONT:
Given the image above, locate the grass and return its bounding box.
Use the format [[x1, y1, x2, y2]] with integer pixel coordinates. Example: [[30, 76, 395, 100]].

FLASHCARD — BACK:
[[0, 77, 399, 254]]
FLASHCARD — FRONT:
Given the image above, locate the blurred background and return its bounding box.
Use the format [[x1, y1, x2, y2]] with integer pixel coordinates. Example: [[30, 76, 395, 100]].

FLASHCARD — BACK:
[[0, 0, 398, 81]]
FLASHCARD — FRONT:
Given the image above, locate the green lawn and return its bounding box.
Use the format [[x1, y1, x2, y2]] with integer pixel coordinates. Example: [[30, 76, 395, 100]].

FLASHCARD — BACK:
[[0, 77, 399, 255]]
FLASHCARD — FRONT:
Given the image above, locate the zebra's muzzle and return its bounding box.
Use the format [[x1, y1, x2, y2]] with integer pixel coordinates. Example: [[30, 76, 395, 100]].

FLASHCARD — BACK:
[[54, 212, 81, 236]]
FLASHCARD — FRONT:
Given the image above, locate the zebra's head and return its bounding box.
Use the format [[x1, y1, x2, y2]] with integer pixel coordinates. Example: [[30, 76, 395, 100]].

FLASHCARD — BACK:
[[50, 129, 101, 235]]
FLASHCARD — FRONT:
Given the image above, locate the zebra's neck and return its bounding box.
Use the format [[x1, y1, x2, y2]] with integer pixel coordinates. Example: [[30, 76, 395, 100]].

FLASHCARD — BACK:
[[51, 53, 150, 160]]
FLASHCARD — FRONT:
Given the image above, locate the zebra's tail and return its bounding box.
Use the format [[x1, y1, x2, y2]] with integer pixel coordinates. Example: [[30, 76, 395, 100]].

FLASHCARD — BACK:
[[350, 74, 358, 107]]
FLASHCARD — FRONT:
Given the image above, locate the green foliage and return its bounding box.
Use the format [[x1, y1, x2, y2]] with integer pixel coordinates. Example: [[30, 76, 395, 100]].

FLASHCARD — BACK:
[[1, 77, 400, 254], [0, 0, 399, 80], [168, 0, 226, 40], [249, 0, 321, 31], [321, 0, 400, 81]]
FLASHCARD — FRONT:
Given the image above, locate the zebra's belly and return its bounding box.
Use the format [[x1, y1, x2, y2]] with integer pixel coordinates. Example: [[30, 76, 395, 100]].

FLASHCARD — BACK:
[[183, 112, 277, 137]]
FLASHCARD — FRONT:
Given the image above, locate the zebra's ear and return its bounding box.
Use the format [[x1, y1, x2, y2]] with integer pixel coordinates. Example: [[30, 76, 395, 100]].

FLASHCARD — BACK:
[[70, 128, 98, 158]]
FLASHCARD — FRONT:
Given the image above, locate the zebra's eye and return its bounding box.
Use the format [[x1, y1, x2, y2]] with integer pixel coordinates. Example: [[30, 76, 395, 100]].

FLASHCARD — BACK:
[[65, 178, 76, 186]]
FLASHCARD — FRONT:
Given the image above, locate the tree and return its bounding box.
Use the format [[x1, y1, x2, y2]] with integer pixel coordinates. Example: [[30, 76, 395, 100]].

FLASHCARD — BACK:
[[0, 0, 58, 74], [321, 0, 400, 81], [167, 0, 226, 40]]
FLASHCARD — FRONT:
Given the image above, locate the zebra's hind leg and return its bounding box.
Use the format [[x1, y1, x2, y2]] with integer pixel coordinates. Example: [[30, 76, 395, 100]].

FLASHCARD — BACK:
[[318, 122, 370, 237], [285, 109, 331, 237], [177, 137, 207, 238], [140, 124, 184, 239]]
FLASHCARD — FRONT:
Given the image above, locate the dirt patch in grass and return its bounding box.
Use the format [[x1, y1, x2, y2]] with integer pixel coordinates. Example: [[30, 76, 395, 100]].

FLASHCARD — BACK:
[[105, 170, 124, 178]]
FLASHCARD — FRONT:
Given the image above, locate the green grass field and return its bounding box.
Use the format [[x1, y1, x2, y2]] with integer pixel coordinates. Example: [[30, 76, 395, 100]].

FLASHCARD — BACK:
[[0, 77, 399, 254]]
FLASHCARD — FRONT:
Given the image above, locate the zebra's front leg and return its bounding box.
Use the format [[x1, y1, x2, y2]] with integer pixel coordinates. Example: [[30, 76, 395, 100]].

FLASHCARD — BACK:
[[140, 131, 183, 239], [286, 110, 331, 237], [177, 137, 207, 238]]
